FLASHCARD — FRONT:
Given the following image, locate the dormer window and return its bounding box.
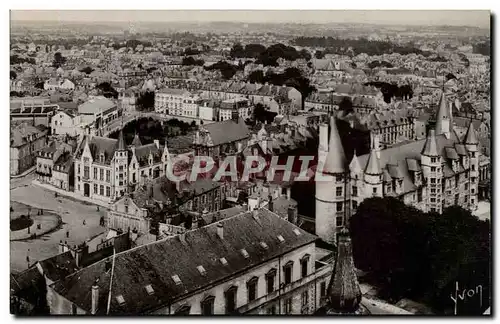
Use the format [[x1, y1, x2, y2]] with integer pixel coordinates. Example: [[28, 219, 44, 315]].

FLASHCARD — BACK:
[[100, 153, 105, 163]]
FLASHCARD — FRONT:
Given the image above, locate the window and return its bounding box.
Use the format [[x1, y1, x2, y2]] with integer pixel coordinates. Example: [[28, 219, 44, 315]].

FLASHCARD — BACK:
[[93, 167, 97, 179], [201, 296, 215, 315], [352, 186, 358, 197], [336, 216, 344, 227], [431, 207, 436, 212], [301, 290, 309, 307], [284, 298, 292, 314], [372, 187, 377, 194], [352, 200, 358, 210], [72, 303, 77, 314], [336, 187, 342, 197], [106, 186, 110, 197], [284, 261, 293, 285], [100, 185, 104, 196], [247, 277, 258, 302], [106, 170, 110, 182], [301, 255, 309, 278], [225, 286, 237, 314], [336, 175, 342, 182], [84, 166, 89, 178], [431, 157, 437, 163], [266, 269, 276, 294], [431, 167, 436, 172], [430, 198, 436, 203], [336, 202, 342, 212], [471, 165, 475, 171], [93, 184, 98, 194], [320, 282, 327, 298], [431, 178, 436, 184], [125, 205, 129, 214], [465, 183, 469, 191]]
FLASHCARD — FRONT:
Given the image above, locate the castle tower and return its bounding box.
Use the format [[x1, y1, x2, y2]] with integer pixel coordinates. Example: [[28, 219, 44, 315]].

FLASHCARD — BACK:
[[363, 137, 383, 198], [161, 139, 171, 177], [315, 116, 347, 245], [420, 129, 443, 213], [325, 228, 364, 314], [435, 91, 450, 138], [349, 150, 362, 212], [464, 121, 479, 209], [113, 129, 128, 199]]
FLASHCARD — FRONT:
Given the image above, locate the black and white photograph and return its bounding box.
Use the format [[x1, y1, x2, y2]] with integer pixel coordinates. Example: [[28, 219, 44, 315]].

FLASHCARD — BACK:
[[8, 9, 492, 316]]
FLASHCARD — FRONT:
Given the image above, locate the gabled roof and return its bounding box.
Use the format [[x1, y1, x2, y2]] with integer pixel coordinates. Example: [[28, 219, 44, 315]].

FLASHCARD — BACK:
[[201, 119, 251, 146], [50, 209, 317, 314]]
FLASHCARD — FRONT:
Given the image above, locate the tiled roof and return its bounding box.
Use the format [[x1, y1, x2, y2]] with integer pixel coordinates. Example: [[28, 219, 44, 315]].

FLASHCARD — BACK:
[[37, 251, 79, 282], [51, 209, 317, 314]]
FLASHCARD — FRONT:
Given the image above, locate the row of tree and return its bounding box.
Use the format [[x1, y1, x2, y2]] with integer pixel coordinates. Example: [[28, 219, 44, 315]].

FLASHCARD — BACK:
[[182, 56, 205, 66], [350, 197, 490, 314], [292, 37, 433, 57], [365, 81, 414, 103], [204, 60, 243, 80], [230, 43, 311, 66]]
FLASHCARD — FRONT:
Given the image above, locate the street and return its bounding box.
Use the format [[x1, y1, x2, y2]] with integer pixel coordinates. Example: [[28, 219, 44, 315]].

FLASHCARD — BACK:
[[10, 173, 107, 273]]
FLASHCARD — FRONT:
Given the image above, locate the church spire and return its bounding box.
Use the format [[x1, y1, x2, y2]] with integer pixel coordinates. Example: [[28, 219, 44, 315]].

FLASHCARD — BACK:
[[323, 116, 346, 174], [327, 227, 363, 314], [364, 138, 382, 175], [116, 129, 126, 151], [435, 91, 450, 136]]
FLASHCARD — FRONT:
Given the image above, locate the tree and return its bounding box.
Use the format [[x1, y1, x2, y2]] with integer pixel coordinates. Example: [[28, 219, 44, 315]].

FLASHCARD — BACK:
[[248, 70, 265, 84], [136, 91, 155, 112], [79, 66, 94, 75], [10, 71, 17, 80], [52, 52, 66, 68], [95, 82, 118, 99], [350, 198, 491, 312], [314, 50, 325, 59], [339, 97, 354, 114], [182, 56, 204, 66]]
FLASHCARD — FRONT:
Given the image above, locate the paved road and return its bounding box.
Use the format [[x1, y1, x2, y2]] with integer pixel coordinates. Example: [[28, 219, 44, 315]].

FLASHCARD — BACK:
[[10, 174, 106, 273]]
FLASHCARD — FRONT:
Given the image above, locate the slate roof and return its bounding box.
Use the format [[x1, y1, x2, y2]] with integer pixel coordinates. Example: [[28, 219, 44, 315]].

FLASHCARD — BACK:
[[51, 209, 317, 314], [201, 119, 251, 146], [357, 131, 469, 194], [78, 98, 116, 115], [37, 251, 79, 282], [10, 123, 48, 148]]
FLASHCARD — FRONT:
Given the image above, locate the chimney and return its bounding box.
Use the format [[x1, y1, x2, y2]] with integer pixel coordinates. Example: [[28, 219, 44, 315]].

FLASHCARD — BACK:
[[286, 187, 291, 200], [217, 223, 224, 239], [154, 139, 160, 149], [91, 284, 99, 315], [287, 205, 298, 224], [59, 240, 64, 254], [267, 195, 273, 212]]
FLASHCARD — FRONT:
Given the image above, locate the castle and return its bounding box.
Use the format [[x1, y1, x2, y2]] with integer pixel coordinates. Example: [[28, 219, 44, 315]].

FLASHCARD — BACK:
[[316, 92, 481, 245]]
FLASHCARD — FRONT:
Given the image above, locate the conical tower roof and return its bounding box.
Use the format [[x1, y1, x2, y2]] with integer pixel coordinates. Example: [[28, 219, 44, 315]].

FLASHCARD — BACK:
[[116, 129, 126, 151], [323, 117, 346, 174], [364, 148, 382, 175], [435, 91, 450, 135], [327, 228, 362, 314], [349, 150, 362, 173], [464, 121, 479, 145], [421, 129, 439, 157], [131, 133, 142, 147]]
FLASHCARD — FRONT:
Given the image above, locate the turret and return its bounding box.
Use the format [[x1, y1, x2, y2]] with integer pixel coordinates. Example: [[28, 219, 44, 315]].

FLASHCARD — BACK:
[[363, 138, 383, 197], [113, 129, 128, 199], [315, 117, 347, 245], [420, 129, 442, 213], [464, 121, 479, 210], [326, 228, 363, 314]]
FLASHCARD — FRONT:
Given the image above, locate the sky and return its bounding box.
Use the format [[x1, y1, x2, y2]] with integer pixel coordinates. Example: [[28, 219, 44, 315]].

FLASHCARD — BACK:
[[10, 10, 491, 28]]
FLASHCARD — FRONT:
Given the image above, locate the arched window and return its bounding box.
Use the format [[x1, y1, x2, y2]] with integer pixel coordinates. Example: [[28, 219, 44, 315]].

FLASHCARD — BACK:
[[266, 269, 277, 294], [300, 254, 311, 278], [225, 286, 238, 314], [247, 277, 259, 302], [200, 295, 215, 315]]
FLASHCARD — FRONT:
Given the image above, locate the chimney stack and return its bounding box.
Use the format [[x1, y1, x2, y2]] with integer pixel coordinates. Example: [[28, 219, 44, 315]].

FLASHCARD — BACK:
[[154, 139, 160, 149], [267, 195, 273, 212], [91, 283, 99, 314], [286, 187, 291, 200], [217, 223, 224, 240], [287, 205, 298, 224], [105, 259, 112, 272]]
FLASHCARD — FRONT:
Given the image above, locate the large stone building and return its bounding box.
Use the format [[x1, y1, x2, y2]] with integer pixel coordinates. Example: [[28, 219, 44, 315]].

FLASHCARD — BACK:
[[73, 131, 170, 204], [47, 209, 335, 315], [316, 91, 482, 244], [10, 123, 49, 175]]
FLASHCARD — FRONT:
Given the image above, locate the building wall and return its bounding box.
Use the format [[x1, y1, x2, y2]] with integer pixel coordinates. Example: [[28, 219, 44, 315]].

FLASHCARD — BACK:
[[151, 243, 320, 315]]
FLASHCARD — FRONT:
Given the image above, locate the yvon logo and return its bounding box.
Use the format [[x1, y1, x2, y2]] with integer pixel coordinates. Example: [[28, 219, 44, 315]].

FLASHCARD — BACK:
[[450, 281, 483, 315]]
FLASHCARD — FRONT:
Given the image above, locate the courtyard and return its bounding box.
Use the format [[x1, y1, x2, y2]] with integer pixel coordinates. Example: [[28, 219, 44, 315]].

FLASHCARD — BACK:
[[10, 173, 107, 273]]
